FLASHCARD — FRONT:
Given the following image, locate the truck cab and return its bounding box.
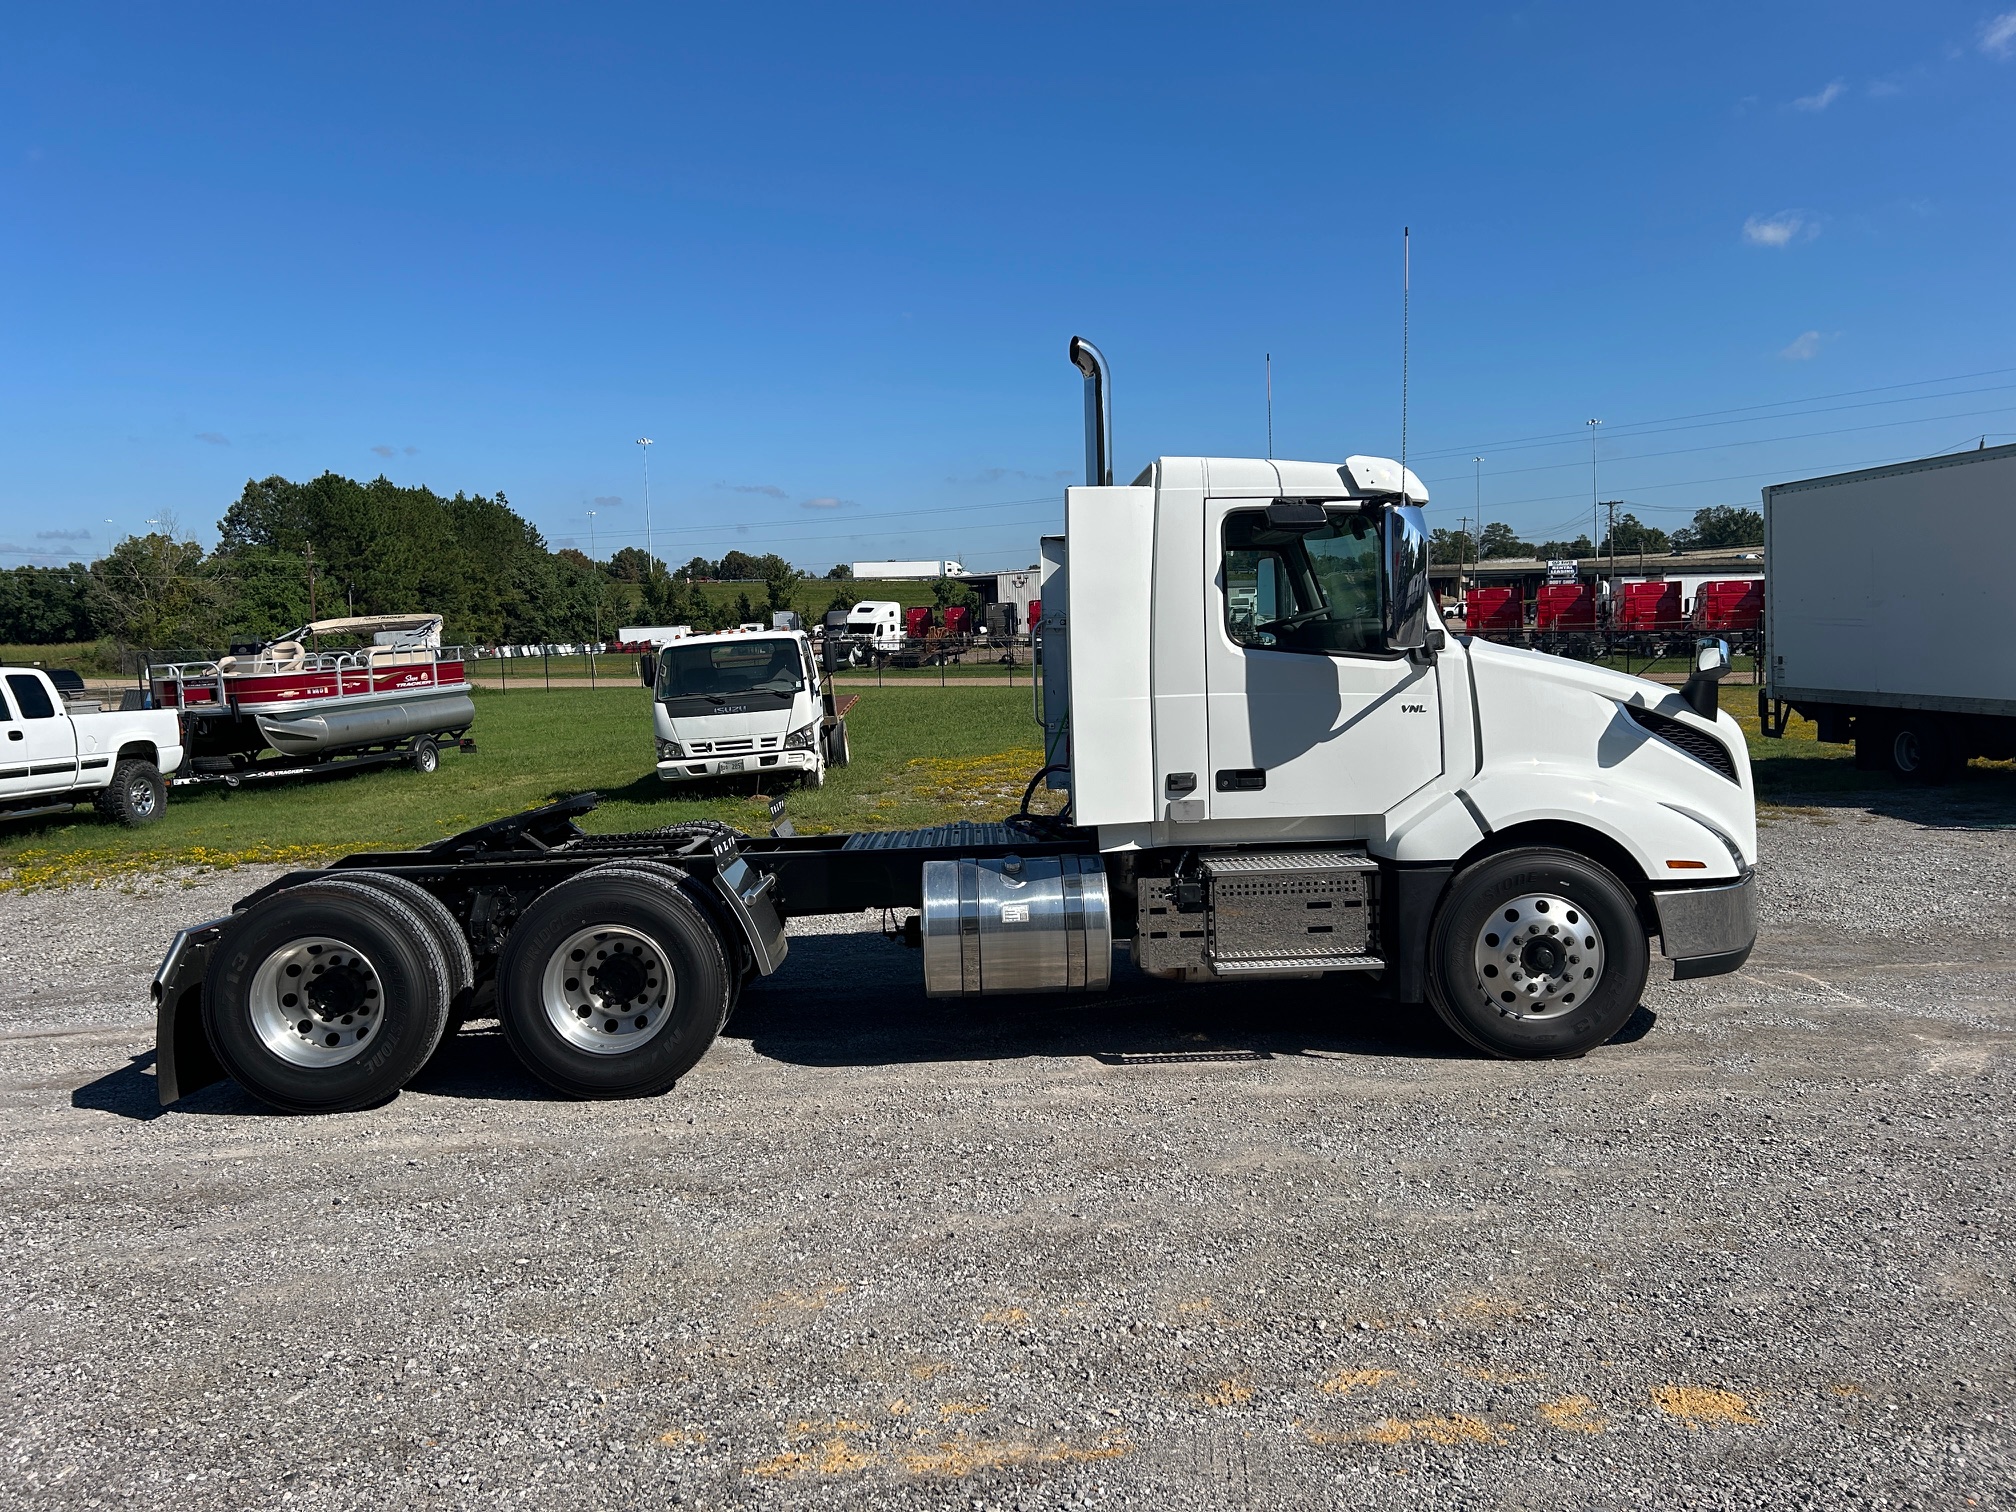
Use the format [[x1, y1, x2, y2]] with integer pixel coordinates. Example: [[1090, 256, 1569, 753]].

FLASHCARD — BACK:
[[650, 628, 845, 787]]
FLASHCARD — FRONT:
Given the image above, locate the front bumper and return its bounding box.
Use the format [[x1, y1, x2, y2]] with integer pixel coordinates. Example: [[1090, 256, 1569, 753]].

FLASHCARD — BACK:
[[1651, 870, 1757, 980], [656, 749, 818, 783]]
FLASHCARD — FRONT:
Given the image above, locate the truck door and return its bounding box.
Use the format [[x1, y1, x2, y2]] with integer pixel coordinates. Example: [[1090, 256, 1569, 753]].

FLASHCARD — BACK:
[[0, 673, 79, 797], [1202, 500, 1442, 821]]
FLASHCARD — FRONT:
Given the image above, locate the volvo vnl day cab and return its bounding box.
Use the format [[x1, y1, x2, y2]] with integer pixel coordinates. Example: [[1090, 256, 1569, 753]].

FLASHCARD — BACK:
[[151, 337, 1758, 1114], [649, 627, 850, 786]]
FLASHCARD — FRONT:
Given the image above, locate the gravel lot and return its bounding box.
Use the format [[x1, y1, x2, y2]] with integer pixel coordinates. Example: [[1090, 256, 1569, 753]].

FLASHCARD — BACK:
[[2, 789, 2012, 1509]]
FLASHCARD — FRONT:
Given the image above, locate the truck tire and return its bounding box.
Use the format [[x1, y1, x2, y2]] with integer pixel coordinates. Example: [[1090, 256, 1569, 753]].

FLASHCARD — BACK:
[[495, 866, 732, 1099], [95, 759, 165, 827], [826, 718, 850, 767], [1423, 847, 1650, 1060], [202, 882, 453, 1113], [321, 872, 476, 1039], [409, 737, 440, 774], [1885, 717, 1957, 783], [803, 757, 825, 789]]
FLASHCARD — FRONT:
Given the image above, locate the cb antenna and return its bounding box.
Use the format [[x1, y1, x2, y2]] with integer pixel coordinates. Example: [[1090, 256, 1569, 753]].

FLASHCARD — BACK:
[[1400, 226, 1410, 498], [1265, 352, 1273, 459]]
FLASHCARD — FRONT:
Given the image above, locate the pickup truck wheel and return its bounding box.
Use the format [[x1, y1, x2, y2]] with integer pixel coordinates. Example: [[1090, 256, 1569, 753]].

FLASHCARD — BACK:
[[1424, 847, 1649, 1060], [496, 868, 730, 1098], [203, 883, 452, 1113], [409, 738, 440, 774], [95, 759, 165, 826]]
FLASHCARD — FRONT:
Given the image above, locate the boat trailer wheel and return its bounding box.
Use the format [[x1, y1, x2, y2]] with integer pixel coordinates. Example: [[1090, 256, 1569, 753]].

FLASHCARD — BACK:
[[1471, 893, 1605, 1020], [248, 936, 386, 1067], [538, 925, 674, 1055]]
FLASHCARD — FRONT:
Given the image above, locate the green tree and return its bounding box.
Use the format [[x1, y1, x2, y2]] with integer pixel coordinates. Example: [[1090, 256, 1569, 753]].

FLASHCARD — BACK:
[[1534, 535, 1595, 559], [717, 550, 760, 580], [1477, 522, 1534, 559], [0, 565, 102, 643], [760, 557, 801, 613], [1598, 512, 1669, 555], [678, 556, 716, 581], [929, 576, 981, 612], [825, 563, 854, 580], [1671, 505, 1763, 552], [605, 546, 655, 583], [1429, 527, 1477, 565], [89, 528, 225, 650]]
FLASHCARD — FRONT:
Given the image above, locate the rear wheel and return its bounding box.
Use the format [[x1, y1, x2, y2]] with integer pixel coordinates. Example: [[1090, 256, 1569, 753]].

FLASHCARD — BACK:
[[95, 759, 165, 827], [1424, 847, 1649, 1059], [496, 866, 731, 1099], [322, 872, 476, 1039], [1885, 716, 1957, 783], [409, 737, 440, 774], [203, 883, 452, 1112]]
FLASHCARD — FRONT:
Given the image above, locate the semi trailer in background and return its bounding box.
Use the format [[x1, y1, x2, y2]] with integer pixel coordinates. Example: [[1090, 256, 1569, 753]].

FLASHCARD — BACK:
[[151, 336, 1757, 1115], [1761, 442, 2016, 779]]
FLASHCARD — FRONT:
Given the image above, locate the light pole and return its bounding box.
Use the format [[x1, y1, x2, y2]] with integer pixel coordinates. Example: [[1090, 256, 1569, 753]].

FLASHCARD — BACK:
[[587, 509, 597, 561], [586, 510, 601, 645], [636, 438, 654, 575]]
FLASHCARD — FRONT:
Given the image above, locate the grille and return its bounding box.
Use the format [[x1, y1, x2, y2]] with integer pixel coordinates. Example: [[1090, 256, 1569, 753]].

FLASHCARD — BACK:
[[1626, 704, 1738, 783], [685, 735, 780, 757]]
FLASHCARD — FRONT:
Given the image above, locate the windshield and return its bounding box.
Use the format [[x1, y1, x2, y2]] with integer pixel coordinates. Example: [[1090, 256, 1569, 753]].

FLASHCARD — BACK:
[[657, 639, 805, 704]]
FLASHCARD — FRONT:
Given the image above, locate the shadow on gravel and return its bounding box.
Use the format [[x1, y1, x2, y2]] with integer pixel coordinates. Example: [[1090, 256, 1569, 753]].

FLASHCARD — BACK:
[[404, 1025, 565, 1102], [1757, 763, 2016, 830], [71, 1050, 166, 1121]]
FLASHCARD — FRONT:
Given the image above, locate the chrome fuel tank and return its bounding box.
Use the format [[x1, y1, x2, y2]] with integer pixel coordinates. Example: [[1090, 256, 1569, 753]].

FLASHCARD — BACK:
[[919, 853, 1112, 997]]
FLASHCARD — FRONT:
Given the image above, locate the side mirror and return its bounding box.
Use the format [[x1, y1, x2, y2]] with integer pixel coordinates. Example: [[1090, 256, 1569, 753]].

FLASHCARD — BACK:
[[1384, 503, 1433, 653], [1681, 637, 1731, 717], [638, 653, 656, 689]]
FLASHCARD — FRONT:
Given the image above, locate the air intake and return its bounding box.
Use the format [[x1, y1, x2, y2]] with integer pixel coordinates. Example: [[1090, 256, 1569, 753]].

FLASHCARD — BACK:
[[1626, 704, 1738, 783]]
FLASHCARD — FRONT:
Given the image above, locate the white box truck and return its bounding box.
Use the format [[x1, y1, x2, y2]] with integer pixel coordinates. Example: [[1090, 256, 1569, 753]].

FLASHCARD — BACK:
[[1761, 442, 2016, 779], [645, 627, 849, 787], [151, 337, 1757, 1114]]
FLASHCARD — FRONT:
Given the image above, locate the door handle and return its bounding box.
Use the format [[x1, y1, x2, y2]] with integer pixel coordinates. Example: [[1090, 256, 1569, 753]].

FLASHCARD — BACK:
[[1215, 768, 1266, 792], [6, 730, 20, 741]]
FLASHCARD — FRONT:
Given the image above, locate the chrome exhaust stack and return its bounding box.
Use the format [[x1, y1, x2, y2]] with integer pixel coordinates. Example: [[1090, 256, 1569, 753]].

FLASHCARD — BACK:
[[1068, 336, 1112, 487]]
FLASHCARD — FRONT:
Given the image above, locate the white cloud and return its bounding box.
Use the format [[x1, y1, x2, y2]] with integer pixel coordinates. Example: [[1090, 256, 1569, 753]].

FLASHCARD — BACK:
[[1743, 211, 1817, 248], [1780, 330, 1825, 360], [195, 431, 229, 446], [1791, 79, 1846, 110], [371, 444, 396, 458], [717, 482, 789, 499], [1981, 10, 2016, 56], [800, 496, 852, 510], [592, 495, 624, 508]]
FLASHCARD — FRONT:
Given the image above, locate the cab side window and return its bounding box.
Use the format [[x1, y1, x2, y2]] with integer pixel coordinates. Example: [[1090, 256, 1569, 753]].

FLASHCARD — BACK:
[[1222, 507, 1383, 655], [5, 675, 55, 719]]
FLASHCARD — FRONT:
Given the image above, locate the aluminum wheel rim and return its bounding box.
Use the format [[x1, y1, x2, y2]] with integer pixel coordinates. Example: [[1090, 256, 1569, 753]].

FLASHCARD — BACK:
[[540, 925, 674, 1055], [128, 777, 157, 817], [1472, 893, 1604, 1020], [249, 936, 384, 1067]]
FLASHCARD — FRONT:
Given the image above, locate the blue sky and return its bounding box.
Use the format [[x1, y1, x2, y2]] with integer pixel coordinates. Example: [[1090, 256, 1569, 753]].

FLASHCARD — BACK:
[[3, 2, 2013, 572]]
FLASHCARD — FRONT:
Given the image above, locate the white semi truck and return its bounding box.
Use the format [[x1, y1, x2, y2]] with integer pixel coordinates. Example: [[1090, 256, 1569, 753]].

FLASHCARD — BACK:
[[0, 666, 184, 826], [1760, 442, 2016, 779], [151, 338, 1757, 1113]]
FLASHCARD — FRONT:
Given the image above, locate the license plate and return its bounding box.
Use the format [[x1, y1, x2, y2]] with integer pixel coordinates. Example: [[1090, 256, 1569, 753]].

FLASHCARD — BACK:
[[718, 759, 745, 772]]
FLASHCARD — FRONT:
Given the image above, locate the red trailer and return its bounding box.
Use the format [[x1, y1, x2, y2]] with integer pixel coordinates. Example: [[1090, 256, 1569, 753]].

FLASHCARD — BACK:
[[1693, 580, 1763, 633], [1462, 585, 1523, 635], [1535, 582, 1597, 631], [1027, 601, 1042, 631], [904, 606, 934, 639], [1614, 580, 1684, 633], [941, 605, 971, 636]]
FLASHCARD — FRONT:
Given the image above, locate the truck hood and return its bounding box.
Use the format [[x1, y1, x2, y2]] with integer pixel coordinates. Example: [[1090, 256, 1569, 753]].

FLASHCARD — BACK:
[[1465, 636, 1682, 709]]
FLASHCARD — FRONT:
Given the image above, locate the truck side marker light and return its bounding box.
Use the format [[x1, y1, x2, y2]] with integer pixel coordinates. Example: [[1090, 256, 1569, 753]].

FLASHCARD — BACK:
[[1665, 859, 1708, 870]]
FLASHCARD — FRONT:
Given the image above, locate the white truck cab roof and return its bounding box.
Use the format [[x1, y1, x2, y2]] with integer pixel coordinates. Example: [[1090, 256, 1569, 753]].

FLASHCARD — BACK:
[[1133, 455, 1429, 503]]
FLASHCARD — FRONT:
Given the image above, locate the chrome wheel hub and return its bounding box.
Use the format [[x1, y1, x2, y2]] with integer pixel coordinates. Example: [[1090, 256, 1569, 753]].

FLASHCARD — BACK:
[[250, 937, 384, 1067], [1473, 894, 1604, 1020], [540, 926, 674, 1055]]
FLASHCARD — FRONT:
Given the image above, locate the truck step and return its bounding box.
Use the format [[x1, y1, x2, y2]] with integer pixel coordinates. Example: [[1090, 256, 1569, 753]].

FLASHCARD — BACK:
[[1206, 951, 1384, 974]]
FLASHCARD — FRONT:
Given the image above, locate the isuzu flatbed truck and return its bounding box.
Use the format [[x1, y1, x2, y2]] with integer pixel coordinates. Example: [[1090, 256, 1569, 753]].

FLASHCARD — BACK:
[[151, 339, 1758, 1113]]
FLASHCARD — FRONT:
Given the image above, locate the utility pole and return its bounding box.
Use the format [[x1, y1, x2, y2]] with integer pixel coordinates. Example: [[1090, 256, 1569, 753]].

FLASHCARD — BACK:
[[636, 438, 655, 575], [1604, 500, 1620, 621], [1456, 514, 1470, 597], [1473, 456, 1483, 555], [586, 510, 602, 646], [305, 542, 317, 621], [1585, 418, 1603, 580]]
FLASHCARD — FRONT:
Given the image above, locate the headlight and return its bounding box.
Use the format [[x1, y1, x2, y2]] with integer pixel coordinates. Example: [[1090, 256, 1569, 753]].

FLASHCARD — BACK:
[[784, 723, 819, 751], [657, 739, 682, 759]]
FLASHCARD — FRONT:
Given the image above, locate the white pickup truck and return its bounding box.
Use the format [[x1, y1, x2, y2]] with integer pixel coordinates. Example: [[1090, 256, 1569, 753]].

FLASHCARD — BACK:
[[648, 628, 849, 786], [0, 667, 184, 826]]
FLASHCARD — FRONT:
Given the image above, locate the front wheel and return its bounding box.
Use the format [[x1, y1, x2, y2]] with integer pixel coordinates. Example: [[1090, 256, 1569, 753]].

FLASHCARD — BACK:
[[826, 718, 850, 767], [1424, 847, 1649, 1059]]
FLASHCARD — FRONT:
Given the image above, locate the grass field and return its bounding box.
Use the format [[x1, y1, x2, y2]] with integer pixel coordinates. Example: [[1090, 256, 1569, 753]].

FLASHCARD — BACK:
[[0, 687, 1057, 890], [3, 676, 2006, 890]]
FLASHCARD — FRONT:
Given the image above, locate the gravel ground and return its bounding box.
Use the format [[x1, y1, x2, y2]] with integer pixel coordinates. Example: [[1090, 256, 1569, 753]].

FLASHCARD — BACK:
[[2, 790, 2012, 1510]]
